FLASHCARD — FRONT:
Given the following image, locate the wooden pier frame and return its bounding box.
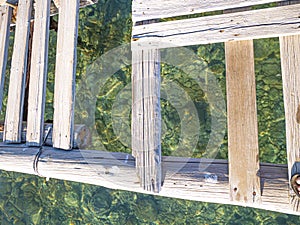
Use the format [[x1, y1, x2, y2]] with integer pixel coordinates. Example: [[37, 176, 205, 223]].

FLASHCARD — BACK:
[[1, 0, 300, 216], [131, 0, 300, 215]]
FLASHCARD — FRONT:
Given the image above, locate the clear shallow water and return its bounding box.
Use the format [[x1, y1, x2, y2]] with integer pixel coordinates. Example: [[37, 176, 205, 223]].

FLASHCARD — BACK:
[[0, 0, 299, 224]]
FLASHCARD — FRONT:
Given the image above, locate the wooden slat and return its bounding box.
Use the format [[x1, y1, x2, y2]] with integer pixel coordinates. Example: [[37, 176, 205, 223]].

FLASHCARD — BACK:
[[132, 0, 284, 22], [26, 0, 50, 146], [0, 146, 295, 215], [225, 40, 261, 204], [132, 38, 161, 192], [280, 35, 300, 181], [53, 0, 79, 150], [132, 4, 300, 49], [4, 0, 32, 143], [0, 6, 11, 111]]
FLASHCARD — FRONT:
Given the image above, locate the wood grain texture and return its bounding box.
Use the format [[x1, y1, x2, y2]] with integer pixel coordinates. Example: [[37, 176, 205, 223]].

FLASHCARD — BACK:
[[53, 0, 79, 150], [26, 0, 50, 146], [225, 40, 261, 204], [132, 0, 284, 22], [280, 35, 300, 181], [0, 146, 295, 215], [0, 6, 11, 111], [132, 26, 162, 192], [132, 4, 300, 49], [4, 0, 32, 143]]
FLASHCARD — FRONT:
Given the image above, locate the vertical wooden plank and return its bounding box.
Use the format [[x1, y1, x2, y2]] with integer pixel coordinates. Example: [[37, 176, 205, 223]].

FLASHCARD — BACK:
[[280, 35, 300, 180], [225, 40, 261, 204], [132, 42, 161, 192], [0, 5, 11, 111], [53, 0, 79, 150], [26, 0, 51, 146], [4, 0, 32, 143]]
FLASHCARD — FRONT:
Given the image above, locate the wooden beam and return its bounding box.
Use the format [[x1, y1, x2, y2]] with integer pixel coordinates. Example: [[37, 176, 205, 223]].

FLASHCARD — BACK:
[[53, 0, 79, 150], [225, 40, 261, 204], [280, 35, 300, 181], [26, 0, 50, 146], [0, 146, 295, 215], [0, 6, 11, 111], [132, 4, 300, 49], [132, 21, 162, 192], [4, 0, 32, 143], [132, 0, 285, 22]]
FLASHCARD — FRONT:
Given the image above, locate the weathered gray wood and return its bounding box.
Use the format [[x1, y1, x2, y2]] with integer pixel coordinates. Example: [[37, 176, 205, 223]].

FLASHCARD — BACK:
[[132, 22, 161, 192], [280, 35, 300, 181], [53, 0, 79, 150], [26, 0, 50, 146], [4, 0, 32, 143], [132, 0, 285, 22], [0, 6, 11, 111], [0, 146, 295, 215], [225, 40, 261, 204], [132, 4, 300, 49], [1, 123, 91, 148]]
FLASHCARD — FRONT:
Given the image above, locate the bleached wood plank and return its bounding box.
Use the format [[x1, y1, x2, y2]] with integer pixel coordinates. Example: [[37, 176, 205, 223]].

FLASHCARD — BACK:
[[0, 146, 295, 215], [280, 35, 300, 181], [225, 40, 261, 204], [0, 6, 11, 111], [53, 0, 79, 150], [4, 0, 32, 143], [132, 4, 300, 49], [26, 0, 50, 146], [132, 0, 284, 22], [132, 24, 162, 192]]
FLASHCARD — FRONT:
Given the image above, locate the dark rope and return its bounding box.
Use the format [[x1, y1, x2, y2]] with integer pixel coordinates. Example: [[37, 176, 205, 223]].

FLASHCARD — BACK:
[[33, 127, 52, 177]]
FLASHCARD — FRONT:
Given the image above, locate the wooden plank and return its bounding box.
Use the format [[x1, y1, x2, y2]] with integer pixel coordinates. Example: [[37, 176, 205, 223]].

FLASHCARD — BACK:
[[132, 0, 285, 22], [26, 0, 50, 146], [0, 146, 295, 215], [132, 24, 162, 192], [225, 40, 261, 204], [53, 0, 79, 150], [280, 35, 300, 181], [0, 6, 11, 111], [132, 4, 300, 49], [4, 0, 32, 143], [0, 123, 91, 148]]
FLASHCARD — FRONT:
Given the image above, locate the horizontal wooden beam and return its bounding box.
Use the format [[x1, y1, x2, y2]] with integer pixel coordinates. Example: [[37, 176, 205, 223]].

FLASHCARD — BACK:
[[0, 145, 296, 215], [132, 0, 284, 22], [132, 4, 300, 49]]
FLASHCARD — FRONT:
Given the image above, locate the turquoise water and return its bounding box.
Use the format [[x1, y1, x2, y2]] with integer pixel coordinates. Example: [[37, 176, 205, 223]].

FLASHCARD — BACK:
[[0, 0, 299, 224]]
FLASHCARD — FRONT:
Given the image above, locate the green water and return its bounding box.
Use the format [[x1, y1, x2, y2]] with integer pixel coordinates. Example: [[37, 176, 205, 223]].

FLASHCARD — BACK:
[[0, 0, 299, 224]]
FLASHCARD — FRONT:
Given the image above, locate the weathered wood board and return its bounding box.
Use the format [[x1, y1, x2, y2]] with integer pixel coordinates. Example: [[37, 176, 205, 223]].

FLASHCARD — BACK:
[[132, 0, 284, 22], [0, 5, 11, 111], [280, 35, 300, 181], [0, 146, 295, 215], [26, 0, 50, 146], [132, 4, 300, 49], [225, 40, 261, 204], [4, 0, 32, 143], [132, 33, 162, 192], [53, 0, 79, 150]]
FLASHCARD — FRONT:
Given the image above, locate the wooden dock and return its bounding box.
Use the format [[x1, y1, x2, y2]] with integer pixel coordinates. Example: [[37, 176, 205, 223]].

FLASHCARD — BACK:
[[1, 0, 300, 216]]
